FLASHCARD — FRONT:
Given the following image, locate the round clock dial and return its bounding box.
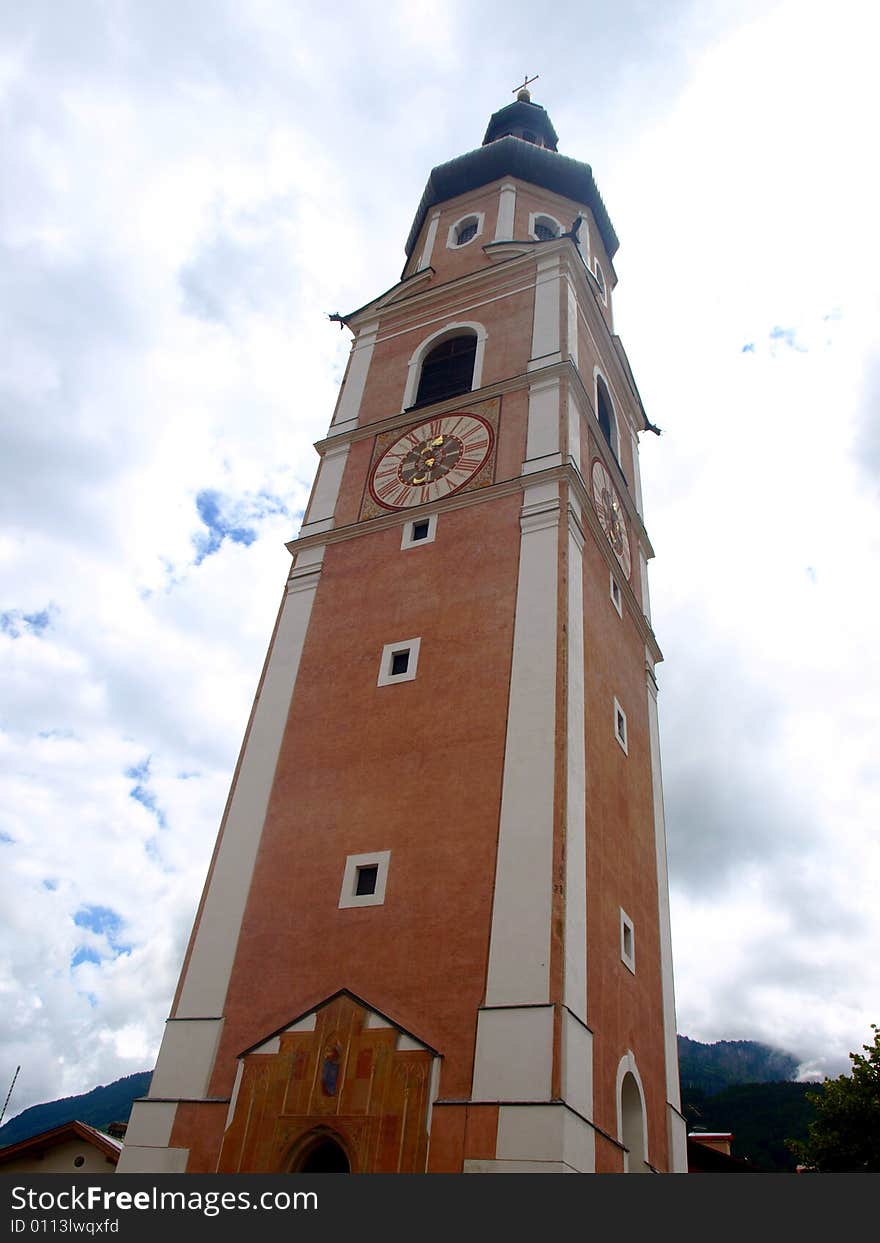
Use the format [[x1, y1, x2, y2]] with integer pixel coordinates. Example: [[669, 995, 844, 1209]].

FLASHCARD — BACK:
[[369, 413, 493, 510], [591, 458, 632, 580]]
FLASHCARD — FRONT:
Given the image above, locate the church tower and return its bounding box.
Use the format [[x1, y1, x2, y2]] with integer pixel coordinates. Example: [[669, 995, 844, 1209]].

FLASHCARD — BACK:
[[119, 90, 687, 1174]]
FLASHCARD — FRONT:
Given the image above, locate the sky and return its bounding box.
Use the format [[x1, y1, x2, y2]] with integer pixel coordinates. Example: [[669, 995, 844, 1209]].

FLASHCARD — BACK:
[[1, 0, 878, 1119]]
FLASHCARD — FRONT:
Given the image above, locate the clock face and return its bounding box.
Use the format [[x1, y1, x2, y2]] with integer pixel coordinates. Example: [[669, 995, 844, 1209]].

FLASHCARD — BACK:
[[368, 413, 494, 510], [591, 458, 632, 580]]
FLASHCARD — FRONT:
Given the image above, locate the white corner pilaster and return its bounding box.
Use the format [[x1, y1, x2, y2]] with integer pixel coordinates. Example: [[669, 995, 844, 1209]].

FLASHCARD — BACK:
[[645, 658, 688, 1172], [566, 278, 579, 370], [639, 547, 651, 622], [330, 320, 378, 435], [522, 375, 562, 475], [299, 440, 349, 536], [483, 483, 559, 1005], [630, 428, 644, 516], [529, 254, 562, 369], [564, 502, 587, 1025], [495, 182, 517, 241], [417, 210, 441, 270], [174, 548, 325, 1019]]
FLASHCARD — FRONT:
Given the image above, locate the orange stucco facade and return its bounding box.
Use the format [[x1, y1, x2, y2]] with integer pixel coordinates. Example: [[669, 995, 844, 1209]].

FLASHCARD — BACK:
[[124, 94, 685, 1177]]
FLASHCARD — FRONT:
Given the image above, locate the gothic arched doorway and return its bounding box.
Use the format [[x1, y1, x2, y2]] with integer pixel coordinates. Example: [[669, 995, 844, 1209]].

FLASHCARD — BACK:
[[289, 1132, 350, 1173]]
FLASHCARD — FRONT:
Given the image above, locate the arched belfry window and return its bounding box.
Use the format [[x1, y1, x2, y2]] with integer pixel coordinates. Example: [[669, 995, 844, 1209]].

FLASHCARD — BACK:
[[403, 322, 487, 411], [413, 333, 477, 407], [595, 374, 619, 459]]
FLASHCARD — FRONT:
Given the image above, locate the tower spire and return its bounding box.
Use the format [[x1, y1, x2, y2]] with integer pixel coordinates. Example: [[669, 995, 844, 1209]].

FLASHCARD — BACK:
[[512, 73, 539, 102]]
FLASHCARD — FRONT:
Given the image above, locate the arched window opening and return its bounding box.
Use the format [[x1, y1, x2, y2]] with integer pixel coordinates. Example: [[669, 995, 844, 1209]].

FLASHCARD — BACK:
[[291, 1135, 350, 1173], [621, 1072, 648, 1173], [414, 333, 477, 407], [596, 376, 618, 458]]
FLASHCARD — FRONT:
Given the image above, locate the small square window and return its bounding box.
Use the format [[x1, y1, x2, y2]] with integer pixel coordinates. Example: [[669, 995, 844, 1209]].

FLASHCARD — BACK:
[[339, 851, 391, 909], [378, 637, 421, 686], [614, 698, 628, 754], [355, 864, 378, 896], [610, 573, 622, 616], [401, 514, 437, 549], [620, 908, 635, 973]]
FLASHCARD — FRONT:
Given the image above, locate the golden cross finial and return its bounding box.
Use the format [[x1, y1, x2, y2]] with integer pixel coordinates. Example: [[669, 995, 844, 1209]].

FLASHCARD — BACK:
[[512, 74, 539, 98]]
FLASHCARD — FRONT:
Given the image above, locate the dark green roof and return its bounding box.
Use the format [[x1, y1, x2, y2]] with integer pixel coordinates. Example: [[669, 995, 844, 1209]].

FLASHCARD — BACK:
[[405, 136, 618, 261], [482, 99, 559, 150]]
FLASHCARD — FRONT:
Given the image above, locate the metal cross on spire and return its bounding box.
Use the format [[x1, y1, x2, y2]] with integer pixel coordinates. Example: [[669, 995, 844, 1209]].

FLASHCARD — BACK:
[[512, 74, 539, 98]]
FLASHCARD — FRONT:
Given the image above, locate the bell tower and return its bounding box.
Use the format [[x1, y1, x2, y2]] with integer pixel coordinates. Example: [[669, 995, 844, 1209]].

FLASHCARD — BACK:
[[119, 90, 687, 1175]]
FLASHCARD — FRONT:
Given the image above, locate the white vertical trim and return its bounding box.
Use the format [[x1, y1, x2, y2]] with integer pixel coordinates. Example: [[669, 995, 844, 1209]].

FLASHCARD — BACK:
[[175, 550, 325, 1017], [630, 428, 644, 515], [330, 321, 378, 435], [472, 1006, 553, 1100], [567, 389, 581, 474], [529, 254, 562, 369], [646, 659, 687, 1172], [576, 208, 591, 267], [417, 210, 441, 270], [639, 548, 651, 622], [564, 505, 587, 1023], [566, 279, 579, 370], [299, 441, 349, 535], [495, 182, 516, 241], [523, 375, 561, 473], [484, 483, 559, 1004]]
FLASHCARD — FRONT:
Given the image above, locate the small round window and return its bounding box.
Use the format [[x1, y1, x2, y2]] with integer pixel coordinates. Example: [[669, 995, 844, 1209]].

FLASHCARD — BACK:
[[455, 218, 478, 246], [73, 1155, 85, 1168]]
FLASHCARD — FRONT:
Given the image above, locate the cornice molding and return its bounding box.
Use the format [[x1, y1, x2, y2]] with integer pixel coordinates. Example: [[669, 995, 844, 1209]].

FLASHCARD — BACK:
[[285, 458, 661, 663]]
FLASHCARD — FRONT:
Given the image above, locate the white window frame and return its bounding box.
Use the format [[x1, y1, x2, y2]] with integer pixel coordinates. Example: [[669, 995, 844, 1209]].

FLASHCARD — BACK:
[[338, 850, 391, 909], [620, 908, 635, 974], [447, 212, 485, 250], [614, 697, 628, 754], [402, 321, 488, 411], [610, 572, 623, 616], [377, 637, 421, 686], [401, 513, 438, 550], [528, 211, 563, 242]]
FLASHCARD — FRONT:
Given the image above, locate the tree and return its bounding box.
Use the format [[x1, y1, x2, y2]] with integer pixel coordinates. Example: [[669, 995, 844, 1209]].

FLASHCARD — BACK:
[[788, 1025, 880, 1171]]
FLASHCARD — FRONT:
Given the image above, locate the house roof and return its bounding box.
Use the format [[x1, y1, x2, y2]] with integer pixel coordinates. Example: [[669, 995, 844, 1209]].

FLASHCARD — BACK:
[[0, 1119, 122, 1166]]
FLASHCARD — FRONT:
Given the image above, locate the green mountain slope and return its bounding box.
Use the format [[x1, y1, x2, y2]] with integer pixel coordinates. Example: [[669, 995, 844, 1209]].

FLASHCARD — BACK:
[[0, 1072, 152, 1148], [678, 1035, 799, 1094]]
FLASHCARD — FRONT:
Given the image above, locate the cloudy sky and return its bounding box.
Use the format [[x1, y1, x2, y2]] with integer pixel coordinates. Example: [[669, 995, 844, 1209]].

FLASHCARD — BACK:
[[2, 0, 878, 1120]]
